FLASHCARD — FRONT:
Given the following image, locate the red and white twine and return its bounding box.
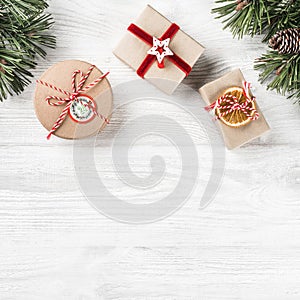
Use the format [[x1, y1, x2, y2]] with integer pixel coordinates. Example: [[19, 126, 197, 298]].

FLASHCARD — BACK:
[[205, 81, 260, 122], [36, 65, 109, 139]]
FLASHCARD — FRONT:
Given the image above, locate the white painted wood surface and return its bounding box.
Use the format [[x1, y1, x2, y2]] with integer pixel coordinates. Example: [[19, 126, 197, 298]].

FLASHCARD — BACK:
[[0, 0, 300, 299]]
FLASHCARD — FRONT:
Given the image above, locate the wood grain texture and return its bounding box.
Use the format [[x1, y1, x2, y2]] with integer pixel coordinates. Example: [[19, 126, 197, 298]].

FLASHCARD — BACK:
[[0, 0, 300, 299]]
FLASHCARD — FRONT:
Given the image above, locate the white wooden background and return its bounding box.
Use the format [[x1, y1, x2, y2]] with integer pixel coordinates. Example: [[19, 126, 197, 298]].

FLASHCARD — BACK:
[[0, 0, 300, 299]]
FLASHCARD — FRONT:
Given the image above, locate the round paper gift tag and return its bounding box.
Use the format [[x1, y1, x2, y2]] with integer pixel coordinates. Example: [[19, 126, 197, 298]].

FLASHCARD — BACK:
[[34, 60, 113, 139]]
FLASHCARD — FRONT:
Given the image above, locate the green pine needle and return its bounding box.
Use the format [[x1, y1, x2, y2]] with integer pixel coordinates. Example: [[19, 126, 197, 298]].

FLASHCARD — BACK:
[[255, 51, 300, 104], [0, 0, 55, 101], [212, 0, 270, 39]]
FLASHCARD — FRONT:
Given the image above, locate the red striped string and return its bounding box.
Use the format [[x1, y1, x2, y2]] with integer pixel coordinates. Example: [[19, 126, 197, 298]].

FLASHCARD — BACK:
[[36, 65, 109, 140], [205, 81, 260, 122]]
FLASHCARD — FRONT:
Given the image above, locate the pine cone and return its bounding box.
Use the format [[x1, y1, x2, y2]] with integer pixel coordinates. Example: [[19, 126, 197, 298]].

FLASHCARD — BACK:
[[269, 28, 300, 55]]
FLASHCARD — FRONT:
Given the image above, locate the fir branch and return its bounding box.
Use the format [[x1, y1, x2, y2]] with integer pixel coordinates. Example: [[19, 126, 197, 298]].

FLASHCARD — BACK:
[[212, 0, 300, 40], [0, 48, 35, 100], [254, 51, 300, 104], [1, 13, 56, 58], [0, 0, 48, 20], [0, 0, 55, 101], [212, 0, 270, 38]]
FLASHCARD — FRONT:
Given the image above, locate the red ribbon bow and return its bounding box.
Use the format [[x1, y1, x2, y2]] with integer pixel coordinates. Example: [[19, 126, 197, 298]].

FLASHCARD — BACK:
[[205, 81, 260, 122], [36, 65, 109, 140], [128, 23, 192, 78]]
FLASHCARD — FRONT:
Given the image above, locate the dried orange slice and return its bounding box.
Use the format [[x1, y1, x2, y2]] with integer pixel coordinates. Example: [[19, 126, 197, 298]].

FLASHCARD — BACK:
[[215, 87, 257, 128]]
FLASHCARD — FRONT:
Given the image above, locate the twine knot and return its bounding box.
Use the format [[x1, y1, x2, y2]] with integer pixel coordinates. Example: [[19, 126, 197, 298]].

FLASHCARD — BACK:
[[231, 102, 241, 110], [69, 93, 79, 101]]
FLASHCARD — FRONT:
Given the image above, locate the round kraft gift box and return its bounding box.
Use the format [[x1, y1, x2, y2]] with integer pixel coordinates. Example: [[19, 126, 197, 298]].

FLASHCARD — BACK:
[[34, 60, 113, 139]]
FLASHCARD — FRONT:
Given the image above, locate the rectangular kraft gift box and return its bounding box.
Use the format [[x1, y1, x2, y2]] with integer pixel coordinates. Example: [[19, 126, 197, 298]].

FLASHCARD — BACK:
[[113, 5, 205, 95], [199, 69, 270, 150]]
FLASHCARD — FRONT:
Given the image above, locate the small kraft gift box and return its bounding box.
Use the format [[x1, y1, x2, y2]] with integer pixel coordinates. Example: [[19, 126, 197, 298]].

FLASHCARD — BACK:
[[113, 5, 205, 95], [199, 69, 270, 150], [35, 60, 113, 140]]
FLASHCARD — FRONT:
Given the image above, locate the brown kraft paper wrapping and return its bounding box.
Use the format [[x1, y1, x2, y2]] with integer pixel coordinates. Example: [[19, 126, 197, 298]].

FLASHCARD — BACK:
[[113, 5, 205, 95], [34, 60, 113, 140], [199, 69, 270, 150]]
